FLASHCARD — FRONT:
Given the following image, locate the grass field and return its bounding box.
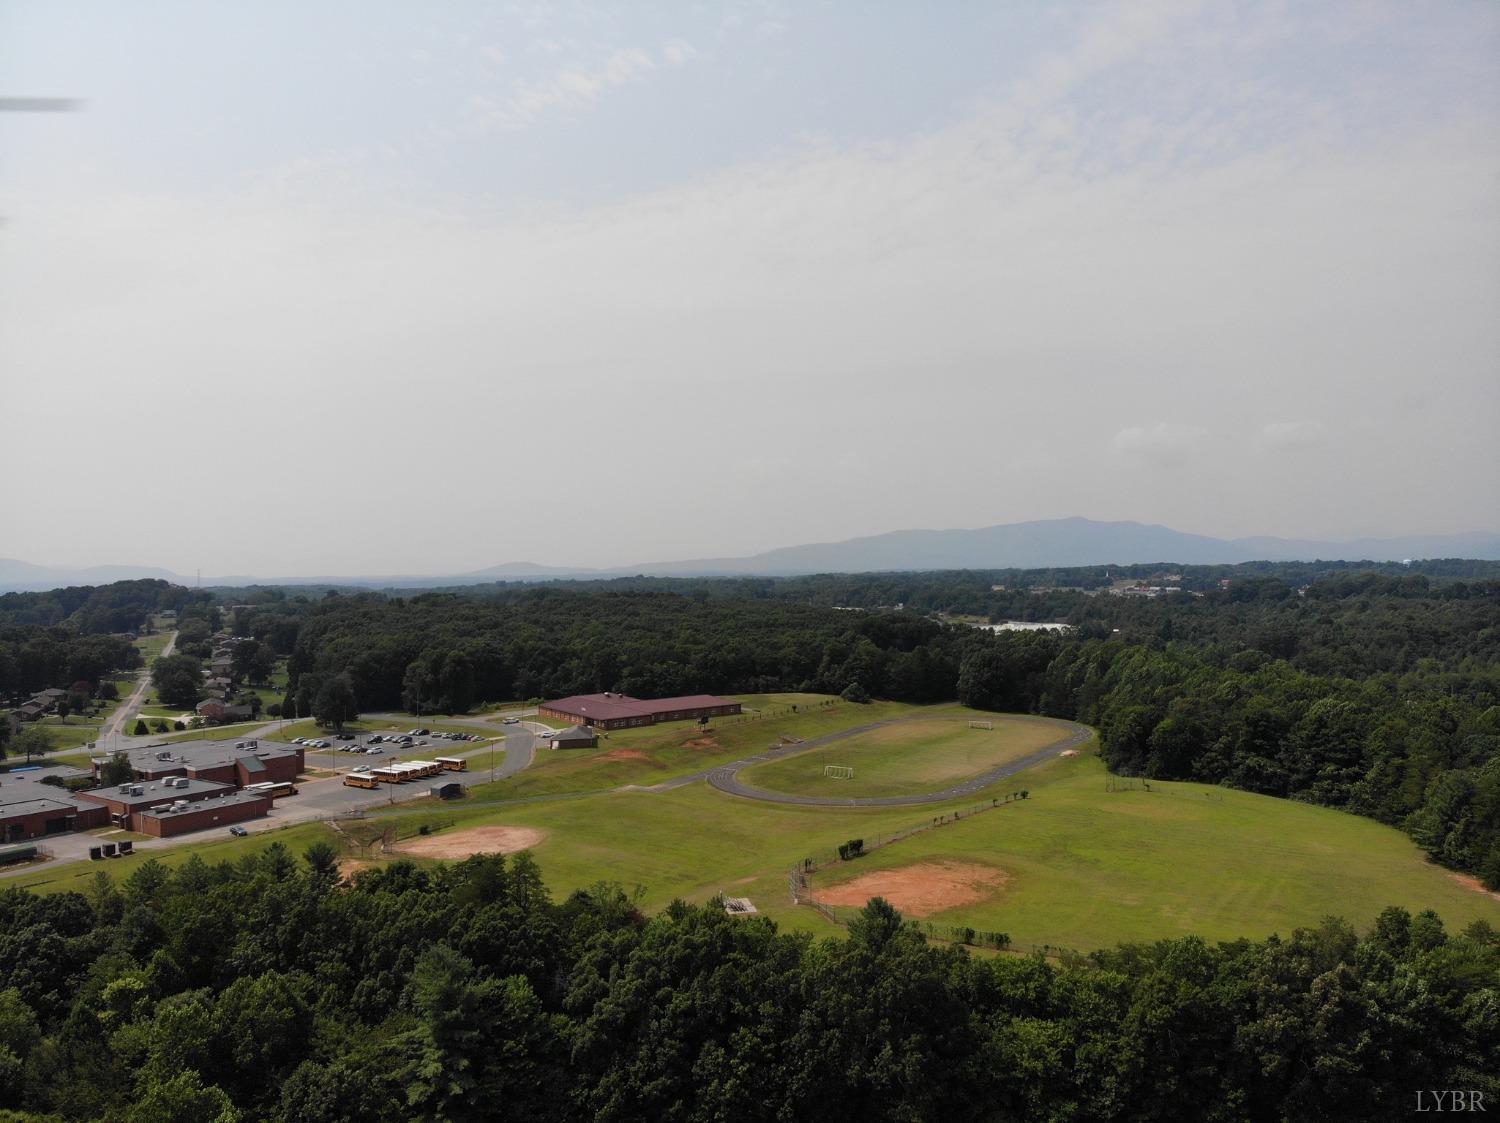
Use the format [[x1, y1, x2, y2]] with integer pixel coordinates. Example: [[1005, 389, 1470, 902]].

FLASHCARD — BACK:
[[10, 703, 1499, 955], [474, 697, 914, 800], [368, 747, 1500, 951], [739, 715, 1064, 798]]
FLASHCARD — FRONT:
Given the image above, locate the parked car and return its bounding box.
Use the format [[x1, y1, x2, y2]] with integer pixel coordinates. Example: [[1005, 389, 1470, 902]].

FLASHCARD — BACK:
[[365, 747, 382, 755], [352, 765, 370, 772], [368, 735, 384, 743], [291, 737, 305, 744], [416, 728, 430, 735], [502, 717, 519, 725], [229, 826, 248, 837], [336, 732, 355, 740]]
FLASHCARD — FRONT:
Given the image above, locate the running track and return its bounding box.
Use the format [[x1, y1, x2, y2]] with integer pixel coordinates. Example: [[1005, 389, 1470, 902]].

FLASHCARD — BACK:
[[661, 714, 1095, 807]]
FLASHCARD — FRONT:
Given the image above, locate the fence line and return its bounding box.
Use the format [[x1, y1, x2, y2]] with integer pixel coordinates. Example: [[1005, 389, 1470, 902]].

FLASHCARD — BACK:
[[793, 791, 1027, 877], [719, 698, 844, 729], [784, 790, 1080, 955]]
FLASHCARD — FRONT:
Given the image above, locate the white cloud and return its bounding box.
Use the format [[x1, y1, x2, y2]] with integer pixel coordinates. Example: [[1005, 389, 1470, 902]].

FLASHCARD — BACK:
[[1257, 419, 1327, 451], [1112, 423, 1213, 465], [662, 39, 697, 66], [1, 2, 1497, 572], [472, 47, 656, 130]]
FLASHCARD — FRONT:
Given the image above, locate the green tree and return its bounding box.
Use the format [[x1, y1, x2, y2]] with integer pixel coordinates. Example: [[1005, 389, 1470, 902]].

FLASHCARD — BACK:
[[11, 726, 50, 763], [302, 841, 339, 880], [100, 752, 134, 785], [151, 654, 203, 709], [133, 720, 149, 736], [126, 1071, 239, 1123], [312, 674, 358, 732]]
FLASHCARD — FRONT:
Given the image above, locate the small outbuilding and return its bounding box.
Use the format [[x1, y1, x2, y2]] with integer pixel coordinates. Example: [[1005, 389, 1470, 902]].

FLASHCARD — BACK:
[[549, 725, 599, 750], [430, 781, 464, 800]]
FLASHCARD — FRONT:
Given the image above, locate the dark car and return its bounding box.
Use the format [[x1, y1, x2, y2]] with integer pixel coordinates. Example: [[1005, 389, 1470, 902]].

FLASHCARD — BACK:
[[336, 732, 355, 740], [229, 826, 249, 837]]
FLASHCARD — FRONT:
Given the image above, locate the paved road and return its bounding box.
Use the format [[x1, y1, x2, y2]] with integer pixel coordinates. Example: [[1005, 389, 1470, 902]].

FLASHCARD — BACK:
[[103, 630, 176, 742], [698, 715, 1094, 807]]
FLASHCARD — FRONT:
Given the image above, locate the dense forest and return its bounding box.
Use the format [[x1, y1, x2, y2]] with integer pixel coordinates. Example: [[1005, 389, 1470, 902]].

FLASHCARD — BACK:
[[1, 848, 1495, 1122]]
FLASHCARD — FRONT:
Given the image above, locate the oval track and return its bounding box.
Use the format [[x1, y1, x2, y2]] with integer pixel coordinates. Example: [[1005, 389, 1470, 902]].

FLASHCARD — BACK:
[[702, 715, 1094, 807]]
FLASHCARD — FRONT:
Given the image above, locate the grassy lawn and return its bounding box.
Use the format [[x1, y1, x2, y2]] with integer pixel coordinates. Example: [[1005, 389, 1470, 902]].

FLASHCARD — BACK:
[[146, 721, 268, 744], [790, 753, 1500, 950], [10, 747, 1499, 954], [47, 752, 97, 769], [740, 714, 1065, 799], [134, 631, 173, 663], [387, 750, 1500, 951], [6, 822, 334, 895], [479, 697, 915, 800], [26, 719, 106, 751]]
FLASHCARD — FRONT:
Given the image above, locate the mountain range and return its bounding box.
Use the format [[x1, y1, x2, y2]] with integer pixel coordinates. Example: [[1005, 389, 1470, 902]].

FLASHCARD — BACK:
[[4, 518, 1498, 592]]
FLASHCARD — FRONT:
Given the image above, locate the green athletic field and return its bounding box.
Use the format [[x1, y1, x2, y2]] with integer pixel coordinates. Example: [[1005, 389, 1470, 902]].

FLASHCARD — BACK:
[[738, 714, 1065, 798]]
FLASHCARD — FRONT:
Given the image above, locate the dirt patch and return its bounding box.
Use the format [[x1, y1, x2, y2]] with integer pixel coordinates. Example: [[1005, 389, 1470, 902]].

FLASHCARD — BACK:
[[1060, 749, 1080, 758], [683, 736, 719, 751], [600, 748, 650, 763], [814, 860, 1010, 918], [390, 825, 547, 860], [1450, 873, 1500, 903], [338, 858, 380, 880]]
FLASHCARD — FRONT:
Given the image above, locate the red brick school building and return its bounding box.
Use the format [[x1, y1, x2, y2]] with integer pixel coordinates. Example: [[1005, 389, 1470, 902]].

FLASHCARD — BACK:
[[539, 692, 742, 731]]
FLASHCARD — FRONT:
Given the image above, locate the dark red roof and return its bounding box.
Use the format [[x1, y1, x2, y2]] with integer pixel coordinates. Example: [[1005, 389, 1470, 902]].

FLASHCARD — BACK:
[[543, 693, 736, 721]]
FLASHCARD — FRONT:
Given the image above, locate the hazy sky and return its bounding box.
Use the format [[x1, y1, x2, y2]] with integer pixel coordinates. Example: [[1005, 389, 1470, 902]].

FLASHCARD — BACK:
[[2, 1, 1497, 576]]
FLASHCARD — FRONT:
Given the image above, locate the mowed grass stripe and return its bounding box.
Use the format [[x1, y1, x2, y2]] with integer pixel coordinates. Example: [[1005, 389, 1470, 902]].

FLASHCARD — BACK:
[[738, 715, 1065, 798]]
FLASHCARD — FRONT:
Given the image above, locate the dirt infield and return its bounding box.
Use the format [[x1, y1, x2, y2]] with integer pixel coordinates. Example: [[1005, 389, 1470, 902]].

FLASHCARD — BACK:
[[391, 826, 547, 859], [813, 860, 1010, 917], [1451, 873, 1500, 903], [600, 748, 649, 763], [683, 736, 719, 751]]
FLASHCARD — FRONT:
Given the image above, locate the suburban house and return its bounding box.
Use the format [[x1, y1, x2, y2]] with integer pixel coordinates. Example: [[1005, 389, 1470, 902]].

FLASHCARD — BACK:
[[12, 686, 73, 723], [196, 699, 254, 723]]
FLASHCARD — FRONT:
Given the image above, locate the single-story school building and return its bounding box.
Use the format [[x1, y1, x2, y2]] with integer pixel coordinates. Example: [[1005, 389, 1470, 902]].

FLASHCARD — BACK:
[[538, 692, 741, 731]]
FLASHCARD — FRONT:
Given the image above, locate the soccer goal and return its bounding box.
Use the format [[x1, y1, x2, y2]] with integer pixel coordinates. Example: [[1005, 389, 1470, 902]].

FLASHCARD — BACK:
[[824, 765, 854, 780], [968, 720, 994, 730]]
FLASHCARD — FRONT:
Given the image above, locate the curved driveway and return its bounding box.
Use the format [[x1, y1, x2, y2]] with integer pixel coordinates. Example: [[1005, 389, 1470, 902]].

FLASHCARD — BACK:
[[702, 715, 1094, 807]]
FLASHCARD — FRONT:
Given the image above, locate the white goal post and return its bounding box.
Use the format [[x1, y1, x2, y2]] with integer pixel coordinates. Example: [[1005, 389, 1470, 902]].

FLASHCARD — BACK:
[[824, 765, 854, 779], [968, 720, 994, 730]]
